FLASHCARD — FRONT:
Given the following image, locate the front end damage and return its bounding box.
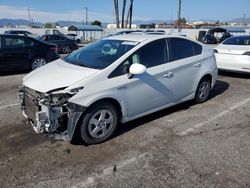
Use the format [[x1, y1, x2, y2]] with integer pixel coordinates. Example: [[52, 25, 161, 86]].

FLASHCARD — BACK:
[[18, 86, 85, 141]]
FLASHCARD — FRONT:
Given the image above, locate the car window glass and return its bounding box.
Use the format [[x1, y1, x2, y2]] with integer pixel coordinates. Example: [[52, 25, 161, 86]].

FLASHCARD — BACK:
[[51, 35, 60, 40], [133, 39, 168, 68], [169, 38, 201, 61], [53, 30, 61, 35], [45, 30, 50, 35], [64, 39, 138, 69], [60, 36, 66, 40], [25, 38, 37, 47], [4, 37, 25, 48], [223, 37, 250, 45]]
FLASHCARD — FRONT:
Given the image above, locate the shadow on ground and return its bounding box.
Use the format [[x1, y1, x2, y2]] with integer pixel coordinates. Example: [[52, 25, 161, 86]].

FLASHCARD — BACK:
[[219, 70, 250, 79], [0, 69, 29, 76]]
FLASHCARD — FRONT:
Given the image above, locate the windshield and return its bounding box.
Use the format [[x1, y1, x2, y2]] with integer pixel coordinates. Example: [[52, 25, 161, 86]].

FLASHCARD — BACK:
[[63, 39, 139, 69]]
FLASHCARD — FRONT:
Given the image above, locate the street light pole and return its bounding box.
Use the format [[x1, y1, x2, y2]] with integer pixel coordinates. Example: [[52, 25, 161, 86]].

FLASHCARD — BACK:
[[85, 7, 88, 25], [178, 0, 182, 32]]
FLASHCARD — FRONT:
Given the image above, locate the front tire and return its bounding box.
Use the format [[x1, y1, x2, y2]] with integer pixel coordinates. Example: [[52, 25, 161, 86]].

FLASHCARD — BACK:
[[31, 57, 47, 70], [80, 102, 119, 145], [195, 77, 211, 103]]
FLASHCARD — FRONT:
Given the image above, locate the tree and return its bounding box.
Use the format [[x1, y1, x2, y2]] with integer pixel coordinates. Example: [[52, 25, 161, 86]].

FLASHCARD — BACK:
[[91, 20, 102, 26], [114, 0, 120, 28], [126, 0, 134, 28], [44, 22, 53, 28], [121, 0, 126, 28]]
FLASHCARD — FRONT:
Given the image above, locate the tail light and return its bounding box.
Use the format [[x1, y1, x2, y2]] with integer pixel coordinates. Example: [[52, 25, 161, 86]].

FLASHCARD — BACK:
[[242, 51, 250, 56], [50, 46, 58, 53]]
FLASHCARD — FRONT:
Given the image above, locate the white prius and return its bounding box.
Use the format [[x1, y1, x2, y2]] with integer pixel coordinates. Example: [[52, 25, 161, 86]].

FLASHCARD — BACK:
[[214, 35, 250, 73], [19, 34, 218, 144]]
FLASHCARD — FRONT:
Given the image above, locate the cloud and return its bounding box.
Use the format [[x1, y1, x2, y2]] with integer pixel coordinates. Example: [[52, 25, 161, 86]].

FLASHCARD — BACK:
[[0, 5, 114, 23]]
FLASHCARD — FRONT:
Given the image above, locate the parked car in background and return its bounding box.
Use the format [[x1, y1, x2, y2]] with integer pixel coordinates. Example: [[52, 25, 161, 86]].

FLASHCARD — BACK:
[[0, 34, 59, 71], [4, 30, 32, 35], [218, 32, 232, 43], [44, 29, 63, 35], [201, 34, 217, 44], [66, 33, 84, 44], [40, 34, 78, 54], [19, 34, 217, 144], [214, 35, 250, 73], [4, 30, 39, 38]]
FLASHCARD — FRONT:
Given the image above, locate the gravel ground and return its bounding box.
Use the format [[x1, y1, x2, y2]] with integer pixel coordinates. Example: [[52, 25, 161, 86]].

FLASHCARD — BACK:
[[0, 70, 249, 188]]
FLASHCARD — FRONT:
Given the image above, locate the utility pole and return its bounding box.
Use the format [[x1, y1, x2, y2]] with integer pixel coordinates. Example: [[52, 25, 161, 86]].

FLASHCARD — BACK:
[[85, 7, 88, 25], [28, 7, 31, 27], [243, 13, 246, 26], [178, 0, 182, 32]]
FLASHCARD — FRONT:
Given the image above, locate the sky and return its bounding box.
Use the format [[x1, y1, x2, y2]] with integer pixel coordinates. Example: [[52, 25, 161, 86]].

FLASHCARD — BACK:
[[0, 0, 249, 23]]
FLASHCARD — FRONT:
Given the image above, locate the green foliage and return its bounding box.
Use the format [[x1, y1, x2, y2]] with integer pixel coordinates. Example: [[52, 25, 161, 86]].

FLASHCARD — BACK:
[[91, 20, 102, 26], [44, 22, 53, 28]]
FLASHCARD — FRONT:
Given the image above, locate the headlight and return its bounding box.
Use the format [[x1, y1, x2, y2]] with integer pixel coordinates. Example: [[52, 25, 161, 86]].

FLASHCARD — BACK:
[[49, 92, 70, 107]]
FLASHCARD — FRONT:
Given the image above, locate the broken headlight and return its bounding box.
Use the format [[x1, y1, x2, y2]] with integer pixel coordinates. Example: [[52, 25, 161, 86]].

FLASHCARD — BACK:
[[48, 92, 70, 107]]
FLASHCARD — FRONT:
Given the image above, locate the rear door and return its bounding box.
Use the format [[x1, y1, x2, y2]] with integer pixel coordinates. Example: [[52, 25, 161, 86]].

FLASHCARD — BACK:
[[0, 36, 29, 70], [167, 38, 203, 101]]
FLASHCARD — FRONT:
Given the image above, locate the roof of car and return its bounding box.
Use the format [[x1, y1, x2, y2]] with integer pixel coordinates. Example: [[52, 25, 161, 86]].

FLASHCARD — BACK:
[[106, 33, 170, 43]]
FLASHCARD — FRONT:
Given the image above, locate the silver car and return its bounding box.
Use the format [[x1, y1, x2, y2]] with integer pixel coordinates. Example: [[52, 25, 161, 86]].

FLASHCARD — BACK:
[[19, 34, 218, 144]]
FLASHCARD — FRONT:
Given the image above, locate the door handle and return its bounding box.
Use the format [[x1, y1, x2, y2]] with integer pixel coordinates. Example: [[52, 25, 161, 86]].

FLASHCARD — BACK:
[[194, 63, 201, 67], [163, 72, 174, 78]]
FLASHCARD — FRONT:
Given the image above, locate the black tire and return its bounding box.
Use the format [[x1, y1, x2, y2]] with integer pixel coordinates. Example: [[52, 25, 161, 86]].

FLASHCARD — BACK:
[[76, 39, 81, 44], [31, 57, 47, 70], [80, 101, 119, 145], [195, 77, 211, 103], [62, 45, 71, 54]]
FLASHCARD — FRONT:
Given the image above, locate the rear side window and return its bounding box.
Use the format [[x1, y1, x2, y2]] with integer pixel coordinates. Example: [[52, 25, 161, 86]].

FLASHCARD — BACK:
[[223, 37, 250, 45], [168, 38, 202, 61], [4, 37, 25, 48]]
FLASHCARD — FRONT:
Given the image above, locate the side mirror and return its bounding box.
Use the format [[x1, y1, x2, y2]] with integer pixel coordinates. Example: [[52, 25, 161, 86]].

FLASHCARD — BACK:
[[129, 63, 146, 75]]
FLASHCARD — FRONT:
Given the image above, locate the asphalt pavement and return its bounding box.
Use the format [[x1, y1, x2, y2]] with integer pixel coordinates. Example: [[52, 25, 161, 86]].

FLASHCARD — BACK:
[[0, 70, 250, 187]]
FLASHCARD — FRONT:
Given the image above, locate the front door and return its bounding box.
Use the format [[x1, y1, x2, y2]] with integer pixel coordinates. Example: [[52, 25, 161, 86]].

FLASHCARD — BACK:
[[109, 39, 175, 117]]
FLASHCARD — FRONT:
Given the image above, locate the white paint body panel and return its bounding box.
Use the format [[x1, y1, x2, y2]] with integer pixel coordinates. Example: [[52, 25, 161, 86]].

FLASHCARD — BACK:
[[215, 44, 250, 73], [23, 34, 218, 123]]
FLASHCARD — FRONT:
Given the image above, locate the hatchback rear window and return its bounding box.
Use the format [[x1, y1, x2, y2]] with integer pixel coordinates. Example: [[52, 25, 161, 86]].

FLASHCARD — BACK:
[[223, 37, 250, 45]]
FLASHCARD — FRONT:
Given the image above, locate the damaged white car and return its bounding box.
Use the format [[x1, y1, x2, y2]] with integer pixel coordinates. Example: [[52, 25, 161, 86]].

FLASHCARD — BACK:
[[19, 34, 217, 144]]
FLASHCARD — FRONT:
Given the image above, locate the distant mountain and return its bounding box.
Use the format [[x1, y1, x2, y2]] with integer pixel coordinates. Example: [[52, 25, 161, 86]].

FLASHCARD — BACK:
[[230, 17, 250, 24], [0, 18, 43, 27], [55, 21, 82, 27]]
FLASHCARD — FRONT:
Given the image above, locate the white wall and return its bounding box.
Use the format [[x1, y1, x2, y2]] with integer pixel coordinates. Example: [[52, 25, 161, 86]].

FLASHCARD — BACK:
[[0, 28, 249, 41]]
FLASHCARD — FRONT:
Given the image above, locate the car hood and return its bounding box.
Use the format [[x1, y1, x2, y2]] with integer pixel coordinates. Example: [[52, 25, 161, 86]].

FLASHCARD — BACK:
[[23, 59, 100, 93]]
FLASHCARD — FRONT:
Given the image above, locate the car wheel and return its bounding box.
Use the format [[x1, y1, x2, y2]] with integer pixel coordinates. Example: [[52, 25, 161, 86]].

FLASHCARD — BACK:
[[80, 102, 119, 145], [76, 39, 81, 44], [31, 57, 47, 70], [62, 45, 71, 54], [195, 77, 211, 103]]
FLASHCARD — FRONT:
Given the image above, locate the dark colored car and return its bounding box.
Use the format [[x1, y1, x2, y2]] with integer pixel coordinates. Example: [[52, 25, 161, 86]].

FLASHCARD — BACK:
[[202, 34, 217, 44], [40, 34, 78, 54], [0, 34, 60, 71], [218, 32, 233, 43], [4, 30, 33, 35]]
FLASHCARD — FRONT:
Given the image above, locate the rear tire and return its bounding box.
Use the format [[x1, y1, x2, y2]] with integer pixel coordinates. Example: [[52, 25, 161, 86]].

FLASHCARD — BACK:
[[62, 45, 71, 54], [31, 57, 47, 70], [80, 102, 119, 145], [195, 77, 211, 103]]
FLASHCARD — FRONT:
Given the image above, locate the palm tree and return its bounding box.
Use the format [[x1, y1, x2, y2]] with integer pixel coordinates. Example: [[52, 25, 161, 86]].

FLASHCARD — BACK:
[[126, 0, 133, 28], [121, 0, 126, 28], [114, 0, 120, 28]]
